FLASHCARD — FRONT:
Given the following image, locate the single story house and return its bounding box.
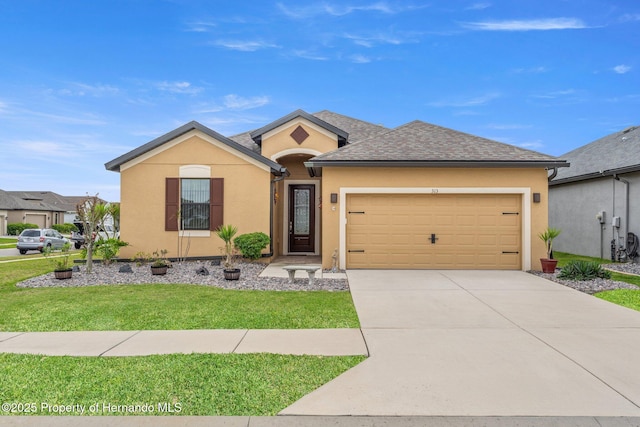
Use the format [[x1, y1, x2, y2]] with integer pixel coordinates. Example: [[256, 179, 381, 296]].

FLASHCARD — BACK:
[[549, 125, 640, 260], [0, 189, 67, 234], [105, 110, 567, 271]]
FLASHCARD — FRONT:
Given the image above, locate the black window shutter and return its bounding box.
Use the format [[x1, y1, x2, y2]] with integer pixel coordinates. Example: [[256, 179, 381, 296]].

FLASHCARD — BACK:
[[210, 178, 224, 231], [165, 178, 179, 231]]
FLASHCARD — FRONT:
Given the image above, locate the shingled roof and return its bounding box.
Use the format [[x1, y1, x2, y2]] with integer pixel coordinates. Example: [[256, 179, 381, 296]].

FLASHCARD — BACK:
[[551, 125, 640, 185], [0, 189, 65, 212], [307, 120, 567, 168]]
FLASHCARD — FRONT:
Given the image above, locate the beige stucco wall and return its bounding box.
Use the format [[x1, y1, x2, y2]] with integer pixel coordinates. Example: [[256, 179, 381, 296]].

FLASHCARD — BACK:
[[260, 119, 338, 160], [320, 167, 550, 271], [118, 132, 272, 259]]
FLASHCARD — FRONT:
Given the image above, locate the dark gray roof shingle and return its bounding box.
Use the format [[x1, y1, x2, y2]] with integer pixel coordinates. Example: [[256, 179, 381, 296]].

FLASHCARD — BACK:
[[0, 190, 66, 212], [552, 126, 640, 183], [310, 120, 566, 165]]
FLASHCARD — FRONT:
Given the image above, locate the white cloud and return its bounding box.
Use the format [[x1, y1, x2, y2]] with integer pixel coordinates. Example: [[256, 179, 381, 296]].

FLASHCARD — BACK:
[[429, 92, 501, 108], [343, 31, 418, 47], [156, 81, 203, 95], [185, 21, 217, 32], [613, 64, 632, 74], [519, 141, 544, 149], [531, 89, 576, 99], [350, 54, 372, 63], [222, 94, 270, 110], [511, 66, 548, 74], [17, 140, 75, 158], [620, 14, 640, 22], [292, 50, 330, 61], [212, 40, 280, 51], [461, 17, 587, 31], [277, 2, 424, 19], [466, 3, 491, 10]]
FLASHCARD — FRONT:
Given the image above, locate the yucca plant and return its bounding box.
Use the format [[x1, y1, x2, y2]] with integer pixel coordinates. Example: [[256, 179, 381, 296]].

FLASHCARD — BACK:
[[215, 224, 239, 269], [538, 227, 561, 259], [558, 260, 611, 281]]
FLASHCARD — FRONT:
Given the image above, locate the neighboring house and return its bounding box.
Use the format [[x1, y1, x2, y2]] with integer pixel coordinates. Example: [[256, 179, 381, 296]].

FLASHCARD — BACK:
[[0, 189, 66, 234], [106, 109, 567, 271], [549, 125, 640, 260]]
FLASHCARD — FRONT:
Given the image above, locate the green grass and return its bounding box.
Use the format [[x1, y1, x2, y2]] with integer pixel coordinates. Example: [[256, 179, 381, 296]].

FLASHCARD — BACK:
[[596, 289, 640, 311], [0, 255, 365, 416], [0, 258, 360, 331], [0, 353, 365, 416], [555, 251, 640, 312]]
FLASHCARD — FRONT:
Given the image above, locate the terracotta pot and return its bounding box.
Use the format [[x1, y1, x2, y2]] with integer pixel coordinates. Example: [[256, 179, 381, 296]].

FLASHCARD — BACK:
[[54, 269, 73, 280], [223, 268, 241, 280], [540, 258, 558, 274], [151, 265, 168, 275]]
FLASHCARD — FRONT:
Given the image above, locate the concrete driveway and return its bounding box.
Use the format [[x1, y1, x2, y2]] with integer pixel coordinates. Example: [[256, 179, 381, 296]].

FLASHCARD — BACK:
[[282, 270, 640, 416]]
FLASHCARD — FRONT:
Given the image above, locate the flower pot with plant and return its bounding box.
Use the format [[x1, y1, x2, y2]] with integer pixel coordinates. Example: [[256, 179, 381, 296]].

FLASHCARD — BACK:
[[216, 224, 240, 280], [44, 242, 73, 280], [150, 249, 169, 275], [538, 227, 561, 273]]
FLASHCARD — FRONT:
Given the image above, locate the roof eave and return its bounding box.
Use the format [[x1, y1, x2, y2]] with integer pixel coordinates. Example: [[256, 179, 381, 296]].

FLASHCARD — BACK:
[[105, 121, 287, 175], [550, 164, 640, 186], [305, 160, 570, 169]]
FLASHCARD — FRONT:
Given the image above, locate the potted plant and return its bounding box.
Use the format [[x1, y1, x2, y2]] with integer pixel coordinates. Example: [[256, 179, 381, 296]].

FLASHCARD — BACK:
[[539, 227, 561, 273], [44, 242, 73, 280], [216, 224, 240, 280], [150, 249, 169, 275]]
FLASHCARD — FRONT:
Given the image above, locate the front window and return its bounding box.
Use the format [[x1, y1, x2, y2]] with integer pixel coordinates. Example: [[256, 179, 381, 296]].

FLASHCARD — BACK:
[[181, 179, 210, 230]]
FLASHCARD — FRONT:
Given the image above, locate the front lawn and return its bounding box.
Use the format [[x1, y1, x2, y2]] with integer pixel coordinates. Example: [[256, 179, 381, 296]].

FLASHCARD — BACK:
[[0, 259, 360, 331], [0, 353, 365, 416]]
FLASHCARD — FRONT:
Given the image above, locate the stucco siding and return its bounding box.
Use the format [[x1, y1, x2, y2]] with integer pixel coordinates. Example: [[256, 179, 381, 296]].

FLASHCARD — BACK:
[[550, 171, 640, 259], [321, 167, 550, 271], [118, 134, 272, 259], [261, 119, 338, 160]]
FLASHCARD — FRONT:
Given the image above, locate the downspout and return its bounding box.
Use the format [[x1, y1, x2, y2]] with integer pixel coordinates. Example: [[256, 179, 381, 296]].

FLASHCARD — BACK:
[[614, 174, 630, 250], [547, 167, 558, 181], [267, 172, 288, 257]]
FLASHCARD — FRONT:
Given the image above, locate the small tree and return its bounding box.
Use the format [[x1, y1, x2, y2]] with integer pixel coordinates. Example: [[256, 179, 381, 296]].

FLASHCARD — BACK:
[[215, 224, 238, 269], [76, 195, 103, 273], [538, 227, 561, 260]]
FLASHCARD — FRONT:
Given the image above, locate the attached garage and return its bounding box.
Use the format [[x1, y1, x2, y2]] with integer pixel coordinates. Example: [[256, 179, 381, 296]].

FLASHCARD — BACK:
[[25, 213, 46, 228], [346, 193, 521, 270]]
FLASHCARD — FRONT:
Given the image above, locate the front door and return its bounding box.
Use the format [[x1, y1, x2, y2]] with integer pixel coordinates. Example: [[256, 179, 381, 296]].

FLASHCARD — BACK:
[[288, 184, 315, 252]]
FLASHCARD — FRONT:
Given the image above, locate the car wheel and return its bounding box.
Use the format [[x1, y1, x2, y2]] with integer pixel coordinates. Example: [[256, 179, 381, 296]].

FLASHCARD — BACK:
[[19, 249, 27, 255], [75, 242, 81, 249]]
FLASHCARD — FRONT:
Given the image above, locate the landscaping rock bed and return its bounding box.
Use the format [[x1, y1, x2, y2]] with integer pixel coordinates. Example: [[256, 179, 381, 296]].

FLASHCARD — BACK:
[[530, 263, 640, 295], [16, 261, 349, 292]]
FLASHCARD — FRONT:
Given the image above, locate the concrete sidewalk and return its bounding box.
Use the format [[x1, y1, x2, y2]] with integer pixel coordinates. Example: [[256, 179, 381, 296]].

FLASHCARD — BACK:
[[282, 270, 640, 417], [0, 328, 368, 357]]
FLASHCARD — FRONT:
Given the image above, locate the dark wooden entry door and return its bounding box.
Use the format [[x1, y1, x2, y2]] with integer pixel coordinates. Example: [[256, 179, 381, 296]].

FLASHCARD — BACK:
[[289, 184, 315, 252]]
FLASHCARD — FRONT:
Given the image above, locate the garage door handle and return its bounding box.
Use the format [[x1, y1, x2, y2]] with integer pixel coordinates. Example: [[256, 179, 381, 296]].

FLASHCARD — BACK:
[[348, 211, 365, 214], [502, 212, 519, 215], [430, 233, 438, 244], [502, 251, 520, 254], [348, 249, 365, 253]]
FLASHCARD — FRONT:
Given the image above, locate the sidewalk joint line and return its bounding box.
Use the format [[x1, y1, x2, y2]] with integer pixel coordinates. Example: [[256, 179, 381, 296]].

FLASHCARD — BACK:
[[98, 330, 143, 356], [231, 329, 250, 353]]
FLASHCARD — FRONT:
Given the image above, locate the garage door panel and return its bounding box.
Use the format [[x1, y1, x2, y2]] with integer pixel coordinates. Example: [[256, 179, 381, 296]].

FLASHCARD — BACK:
[[346, 193, 521, 270]]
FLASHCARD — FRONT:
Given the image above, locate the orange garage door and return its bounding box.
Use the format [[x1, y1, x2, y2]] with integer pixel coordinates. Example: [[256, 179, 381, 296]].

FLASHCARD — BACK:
[[346, 193, 521, 269]]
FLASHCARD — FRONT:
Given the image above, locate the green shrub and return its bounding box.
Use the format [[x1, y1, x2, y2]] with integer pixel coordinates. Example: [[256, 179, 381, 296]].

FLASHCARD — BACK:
[[234, 232, 270, 260], [558, 260, 611, 281], [7, 223, 38, 235], [94, 238, 129, 265], [52, 223, 79, 234]]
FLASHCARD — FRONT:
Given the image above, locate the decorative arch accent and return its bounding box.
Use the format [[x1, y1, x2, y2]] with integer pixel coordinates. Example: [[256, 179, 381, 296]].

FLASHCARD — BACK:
[[270, 148, 323, 162]]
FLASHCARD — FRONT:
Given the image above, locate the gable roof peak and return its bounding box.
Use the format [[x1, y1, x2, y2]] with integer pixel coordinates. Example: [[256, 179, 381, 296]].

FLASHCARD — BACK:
[[249, 109, 349, 146]]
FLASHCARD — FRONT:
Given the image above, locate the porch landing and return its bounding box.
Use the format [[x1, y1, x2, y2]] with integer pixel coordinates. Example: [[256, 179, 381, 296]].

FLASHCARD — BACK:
[[260, 256, 347, 280]]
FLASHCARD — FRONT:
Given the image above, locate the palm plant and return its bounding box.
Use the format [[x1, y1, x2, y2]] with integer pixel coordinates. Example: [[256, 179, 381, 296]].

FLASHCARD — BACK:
[[215, 224, 238, 269], [538, 227, 561, 259]]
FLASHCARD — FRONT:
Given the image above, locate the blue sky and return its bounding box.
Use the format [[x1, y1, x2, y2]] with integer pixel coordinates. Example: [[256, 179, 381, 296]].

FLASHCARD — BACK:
[[1, 0, 638, 202]]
